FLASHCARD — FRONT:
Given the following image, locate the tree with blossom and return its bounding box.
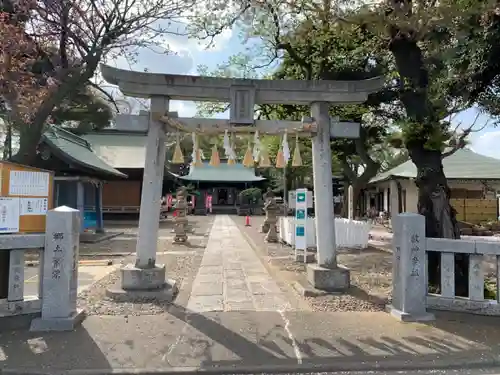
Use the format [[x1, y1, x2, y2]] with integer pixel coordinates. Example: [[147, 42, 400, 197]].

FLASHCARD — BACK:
[[0, 0, 193, 164]]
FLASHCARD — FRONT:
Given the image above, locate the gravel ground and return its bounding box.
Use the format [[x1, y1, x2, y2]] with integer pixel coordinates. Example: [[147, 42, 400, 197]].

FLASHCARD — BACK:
[[77, 216, 213, 316], [234, 215, 391, 313], [77, 252, 199, 316], [305, 246, 392, 313], [77, 244, 203, 315]]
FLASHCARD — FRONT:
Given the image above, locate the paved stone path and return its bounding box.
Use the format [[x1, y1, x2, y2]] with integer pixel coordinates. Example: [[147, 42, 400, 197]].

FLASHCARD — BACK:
[[186, 215, 291, 312]]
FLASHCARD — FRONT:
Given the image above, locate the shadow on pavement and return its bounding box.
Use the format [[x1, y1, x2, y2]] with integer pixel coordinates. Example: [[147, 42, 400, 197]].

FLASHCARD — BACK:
[[160, 302, 500, 372], [0, 326, 111, 371], [1, 302, 500, 371]]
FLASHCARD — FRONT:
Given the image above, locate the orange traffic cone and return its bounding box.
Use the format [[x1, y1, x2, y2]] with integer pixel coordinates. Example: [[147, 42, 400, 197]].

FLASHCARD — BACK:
[[245, 215, 251, 226]]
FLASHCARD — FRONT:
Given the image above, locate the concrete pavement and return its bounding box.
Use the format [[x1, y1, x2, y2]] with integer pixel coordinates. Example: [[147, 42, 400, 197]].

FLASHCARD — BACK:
[[23, 264, 117, 296], [186, 216, 293, 312], [2, 215, 500, 373]]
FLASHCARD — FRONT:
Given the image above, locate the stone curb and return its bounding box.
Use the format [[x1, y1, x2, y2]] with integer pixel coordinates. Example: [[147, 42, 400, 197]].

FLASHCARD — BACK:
[[25, 259, 114, 267], [80, 232, 124, 244], [3, 356, 500, 375], [291, 280, 341, 297]]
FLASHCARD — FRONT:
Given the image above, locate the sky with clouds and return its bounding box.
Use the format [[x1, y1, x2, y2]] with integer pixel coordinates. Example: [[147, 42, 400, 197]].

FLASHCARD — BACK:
[[107, 21, 500, 160]]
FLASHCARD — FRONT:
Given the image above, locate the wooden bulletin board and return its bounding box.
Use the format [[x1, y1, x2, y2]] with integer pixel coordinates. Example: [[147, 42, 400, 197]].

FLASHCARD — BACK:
[[0, 161, 54, 233]]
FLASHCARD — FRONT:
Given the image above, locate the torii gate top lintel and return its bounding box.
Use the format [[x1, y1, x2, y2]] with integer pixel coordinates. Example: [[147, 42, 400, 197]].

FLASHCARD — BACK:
[[100, 64, 384, 106]]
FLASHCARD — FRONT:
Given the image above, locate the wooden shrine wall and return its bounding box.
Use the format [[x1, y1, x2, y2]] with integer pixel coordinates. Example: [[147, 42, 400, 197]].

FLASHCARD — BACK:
[[451, 198, 498, 224]]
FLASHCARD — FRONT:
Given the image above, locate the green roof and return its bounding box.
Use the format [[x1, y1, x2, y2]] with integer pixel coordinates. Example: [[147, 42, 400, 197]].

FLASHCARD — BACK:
[[172, 162, 265, 182], [371, 148, 500, 183], [43, 127, 127, 178], [81, 132, 148, 169]]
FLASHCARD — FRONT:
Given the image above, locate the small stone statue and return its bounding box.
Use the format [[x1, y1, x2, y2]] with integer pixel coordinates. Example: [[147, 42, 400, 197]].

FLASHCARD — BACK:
[[173, 187, 189, 243], [261, 197, 279, 242], [263, 187, 275, 203]]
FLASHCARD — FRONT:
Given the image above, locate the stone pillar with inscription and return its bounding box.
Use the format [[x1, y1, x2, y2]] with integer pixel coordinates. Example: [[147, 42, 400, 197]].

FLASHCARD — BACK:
[[386, 213, 435, 322], [106, 97, 178, 302], [31, 206, 85, 332]]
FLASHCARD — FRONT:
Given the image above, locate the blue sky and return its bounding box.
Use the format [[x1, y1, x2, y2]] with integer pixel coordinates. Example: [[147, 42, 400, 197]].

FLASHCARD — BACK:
[[110, 24, 500, 160]]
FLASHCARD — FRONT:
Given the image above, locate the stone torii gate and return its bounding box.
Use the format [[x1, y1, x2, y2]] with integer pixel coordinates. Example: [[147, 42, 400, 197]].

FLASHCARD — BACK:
[[101, 65, 383, 298]]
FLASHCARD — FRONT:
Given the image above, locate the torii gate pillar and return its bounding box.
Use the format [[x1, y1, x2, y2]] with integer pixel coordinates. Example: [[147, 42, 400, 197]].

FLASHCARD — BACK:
[[308, 103, 350, 291], [106, 97, 178, 301]]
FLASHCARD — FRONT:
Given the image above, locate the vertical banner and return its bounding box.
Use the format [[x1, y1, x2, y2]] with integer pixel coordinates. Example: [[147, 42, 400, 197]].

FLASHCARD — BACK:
[[205, 194, 213, 213], [295, 188, 308, 261]]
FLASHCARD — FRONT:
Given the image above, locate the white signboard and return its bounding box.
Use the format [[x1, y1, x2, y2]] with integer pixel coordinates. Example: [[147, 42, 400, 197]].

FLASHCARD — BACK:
[[0, 197, 20, 233], [294, 188, 308, 258], [9, 171, 50, 197], [20, 198, 49, 215], [288, 190, 313, 209]]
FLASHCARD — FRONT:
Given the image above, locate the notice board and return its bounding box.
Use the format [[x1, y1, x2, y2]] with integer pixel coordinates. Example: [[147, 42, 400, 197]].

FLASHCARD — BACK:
[[0, 161, 54, 233]]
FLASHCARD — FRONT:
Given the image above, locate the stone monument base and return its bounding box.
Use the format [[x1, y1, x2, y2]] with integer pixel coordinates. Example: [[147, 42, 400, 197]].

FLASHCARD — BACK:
[[307, 263, 350, 291], [30, 309, 86, 332], [294, 252, 316, 263], [122, 263, 166, 290], [106, 263, 178, 302], [385, 304, 435, 322]]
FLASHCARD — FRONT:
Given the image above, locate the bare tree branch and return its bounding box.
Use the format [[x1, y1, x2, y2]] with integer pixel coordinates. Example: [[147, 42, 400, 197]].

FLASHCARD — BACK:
[[441, 112, 490, 158]]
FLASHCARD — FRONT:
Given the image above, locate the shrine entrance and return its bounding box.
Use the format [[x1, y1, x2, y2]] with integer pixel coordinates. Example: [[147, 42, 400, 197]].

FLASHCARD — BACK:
[[101, 65, 383, 298], [216, 189, 229, 205]]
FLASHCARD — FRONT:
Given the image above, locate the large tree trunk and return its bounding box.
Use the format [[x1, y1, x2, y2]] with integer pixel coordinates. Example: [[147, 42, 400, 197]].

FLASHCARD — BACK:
[[408, 147, 460, 239], [351, 184, 362, 218], [11, 122, 44, 165], [408, 145, 468, 295], [388, 21, 468, 295], [2, 122, 12, 160]]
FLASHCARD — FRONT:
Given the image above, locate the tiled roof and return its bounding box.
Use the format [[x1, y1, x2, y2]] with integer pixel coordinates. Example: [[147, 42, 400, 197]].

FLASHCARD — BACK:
[[371, 148, 500, 183], [43, 127, 127, 178], [81, 132, 148, 169]]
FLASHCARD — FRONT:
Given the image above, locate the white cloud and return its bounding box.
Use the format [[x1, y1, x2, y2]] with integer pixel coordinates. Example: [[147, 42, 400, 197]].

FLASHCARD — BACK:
[[469, 130, 500, 159], [165, 29, 233, 53], [155, 19, 233, 54], [113, 48, 194, 75], [169, 100, 198, 117]]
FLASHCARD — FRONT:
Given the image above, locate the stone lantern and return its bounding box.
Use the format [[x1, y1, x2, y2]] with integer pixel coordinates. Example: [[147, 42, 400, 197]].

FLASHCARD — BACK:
[[173, 187, 189, 243]]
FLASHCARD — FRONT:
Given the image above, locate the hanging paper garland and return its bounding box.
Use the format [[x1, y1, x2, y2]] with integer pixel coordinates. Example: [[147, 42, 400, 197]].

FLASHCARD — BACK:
[[282, 130, 290, 163], [209, 144, 220, 166], [276, 131, 290, 169], [171, 132, 184, 164], [191, 132, 203, 167], [275, 148, 286, 169], [242, 141, 254, 168], [223, 130, 231, 158], [292, 133, 303, 167], [227, 132, 237, 165], [253, 130, 262, 162]]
